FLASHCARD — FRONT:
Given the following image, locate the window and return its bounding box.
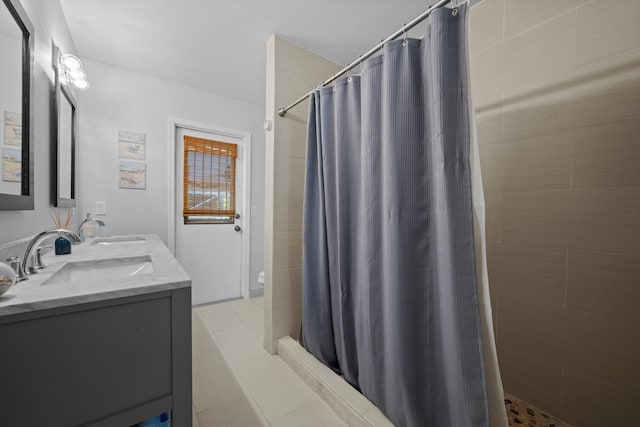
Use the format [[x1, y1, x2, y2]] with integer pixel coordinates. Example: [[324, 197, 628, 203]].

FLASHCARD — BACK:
[[183, 135, 237, 224]]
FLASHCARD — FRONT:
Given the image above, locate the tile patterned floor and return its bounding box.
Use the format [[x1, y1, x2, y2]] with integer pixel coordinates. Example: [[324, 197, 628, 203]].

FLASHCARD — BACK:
[[505, 394, 572, 427], [192, 296, 346, 427]]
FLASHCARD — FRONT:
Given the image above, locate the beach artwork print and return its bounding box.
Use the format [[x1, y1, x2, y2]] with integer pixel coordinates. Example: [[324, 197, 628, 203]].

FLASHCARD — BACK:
[[119, 161, 146, 189], [2, 148, 21, 182], [118, 130, 146, 145], [119, 141, 146, 160], [4, 111, 22, 146]]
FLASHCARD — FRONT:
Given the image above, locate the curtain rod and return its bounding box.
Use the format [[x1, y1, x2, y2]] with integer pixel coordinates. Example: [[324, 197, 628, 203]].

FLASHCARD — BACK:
[[277, 0, 453, 117]]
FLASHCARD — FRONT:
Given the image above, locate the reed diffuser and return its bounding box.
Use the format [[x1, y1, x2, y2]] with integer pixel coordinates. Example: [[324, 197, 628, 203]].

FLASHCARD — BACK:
[[50, 208, 73, 255]]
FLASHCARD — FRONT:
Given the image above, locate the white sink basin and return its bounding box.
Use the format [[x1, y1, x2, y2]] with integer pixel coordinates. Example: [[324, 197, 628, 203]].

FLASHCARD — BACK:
[[43, 256, 154, 285], [92, 236, 146, 245]]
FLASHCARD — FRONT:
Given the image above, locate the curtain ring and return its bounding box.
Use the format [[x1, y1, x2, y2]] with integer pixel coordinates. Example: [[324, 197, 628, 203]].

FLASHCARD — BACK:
[[452, 7, 459, 16], [402, 24, 408, 46]]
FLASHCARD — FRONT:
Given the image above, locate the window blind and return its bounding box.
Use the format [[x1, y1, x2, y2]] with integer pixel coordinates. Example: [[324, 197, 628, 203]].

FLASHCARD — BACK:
[[183, 136, 237, 222]]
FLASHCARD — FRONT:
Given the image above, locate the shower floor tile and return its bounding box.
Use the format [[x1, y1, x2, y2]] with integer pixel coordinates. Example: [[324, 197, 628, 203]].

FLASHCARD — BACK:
[[505, 394, 573, 427]]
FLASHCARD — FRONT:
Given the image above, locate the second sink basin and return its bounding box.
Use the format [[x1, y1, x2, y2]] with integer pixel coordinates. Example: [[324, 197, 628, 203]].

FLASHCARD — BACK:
[[43, 256, 154, 285]]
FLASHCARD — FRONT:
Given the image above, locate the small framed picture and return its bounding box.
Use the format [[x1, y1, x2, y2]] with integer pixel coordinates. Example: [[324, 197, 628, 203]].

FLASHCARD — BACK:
[[119, 161, 146, 190], [119, 141, 146, 160], [4, 111, 22, 146], [118, 130, 146, 144], [2, 147, 22, 182]]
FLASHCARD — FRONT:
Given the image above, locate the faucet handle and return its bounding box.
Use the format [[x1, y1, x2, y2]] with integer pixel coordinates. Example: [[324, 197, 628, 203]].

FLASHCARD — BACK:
[[6, 257, 28, 282], [33, 245, 53, 270]]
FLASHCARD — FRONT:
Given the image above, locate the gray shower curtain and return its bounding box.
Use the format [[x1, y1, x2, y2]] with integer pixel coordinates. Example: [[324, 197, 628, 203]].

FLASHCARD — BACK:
[[302, 4, 490, 427]]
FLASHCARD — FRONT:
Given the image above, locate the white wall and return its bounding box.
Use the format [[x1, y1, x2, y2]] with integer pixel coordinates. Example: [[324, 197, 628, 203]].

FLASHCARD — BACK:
[[0, 0, 77, 244], [77, 59, 265, 290]]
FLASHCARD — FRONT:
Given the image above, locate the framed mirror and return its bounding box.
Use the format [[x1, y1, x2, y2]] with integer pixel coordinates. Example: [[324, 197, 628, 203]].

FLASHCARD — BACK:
[[53, 45, 77, 208], [0, 0, 34, 210]]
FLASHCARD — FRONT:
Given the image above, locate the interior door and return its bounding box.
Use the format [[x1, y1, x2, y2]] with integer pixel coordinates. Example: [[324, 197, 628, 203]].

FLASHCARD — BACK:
[[175, 126, 243, 305]]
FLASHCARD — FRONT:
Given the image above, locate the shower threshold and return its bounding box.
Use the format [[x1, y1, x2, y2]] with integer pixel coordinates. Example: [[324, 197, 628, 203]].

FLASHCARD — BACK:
[[277, 336, 393, 426]]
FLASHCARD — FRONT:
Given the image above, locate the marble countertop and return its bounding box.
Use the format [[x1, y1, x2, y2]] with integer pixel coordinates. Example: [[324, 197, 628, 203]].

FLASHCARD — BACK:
[[0, 234, 191, 316]]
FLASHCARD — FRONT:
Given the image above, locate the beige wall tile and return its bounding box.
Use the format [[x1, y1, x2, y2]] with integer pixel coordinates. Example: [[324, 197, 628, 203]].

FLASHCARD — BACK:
[[475, 102, 504, 195], [567, 249, 640, 321], [275, 123, 308, 160], [484, 192, 501, 242], [567, 74, 640, 130], [497, 341, 562, 416], [272, 231, 303, 272], [265, 36, 341, 352], [504, 0, 584, 39], [567, 187, 640, 254], [501, 89, 574, 141], [572, 120, 640, 188], [501, 10, 575, 97], [500, 132, 572, 192], [562, 308, 640, 392], [273, 155, 306, 199], [500, 190, 570, 247], [478, 140, 505, 193], [476, 107, 502, 145], [488, 241, 567, 288], [469, 44, 505, 108], [472, 0, 640, 422], [497, 277, 567, 362], [469, 0, 504, 54], [271, 267, 303, 339], [574, 1, 640, 68], [273, 195, 304, 234], [562, 367, 640, 427]]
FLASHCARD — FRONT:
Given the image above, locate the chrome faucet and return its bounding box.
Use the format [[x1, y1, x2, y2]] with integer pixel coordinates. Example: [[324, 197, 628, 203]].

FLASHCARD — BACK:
[[22, 229, 81, 276], [77, 213, 106, 241]]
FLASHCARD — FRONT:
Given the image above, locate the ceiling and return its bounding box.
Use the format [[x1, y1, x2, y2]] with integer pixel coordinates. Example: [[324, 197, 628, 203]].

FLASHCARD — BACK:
[[59, 0, 441, 107]]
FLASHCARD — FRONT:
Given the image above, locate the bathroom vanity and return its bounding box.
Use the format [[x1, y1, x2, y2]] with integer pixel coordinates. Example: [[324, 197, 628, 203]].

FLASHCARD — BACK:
[[0, 235, 191, 427]]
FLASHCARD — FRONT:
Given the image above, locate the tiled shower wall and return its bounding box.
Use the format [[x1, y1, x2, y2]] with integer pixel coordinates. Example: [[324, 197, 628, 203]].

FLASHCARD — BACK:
[[264, 36, 341, 353], [468, 1, 640, 426]]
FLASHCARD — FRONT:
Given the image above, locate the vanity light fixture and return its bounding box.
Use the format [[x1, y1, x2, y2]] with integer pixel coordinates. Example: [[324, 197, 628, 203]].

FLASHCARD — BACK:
[[58, 53, 89, 90]]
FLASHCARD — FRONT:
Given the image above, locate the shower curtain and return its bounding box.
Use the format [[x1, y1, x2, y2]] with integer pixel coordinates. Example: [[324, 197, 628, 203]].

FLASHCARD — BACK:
[[302, 4, 507, 427]]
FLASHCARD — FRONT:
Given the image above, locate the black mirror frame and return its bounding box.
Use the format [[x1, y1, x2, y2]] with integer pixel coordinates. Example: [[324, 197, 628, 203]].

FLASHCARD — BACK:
[[0, 0, 34, 210], [53, 45, 77, 208]]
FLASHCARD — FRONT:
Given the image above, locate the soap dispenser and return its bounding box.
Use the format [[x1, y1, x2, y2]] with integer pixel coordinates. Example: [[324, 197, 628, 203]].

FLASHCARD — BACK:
[[81, 213, 98, 238]]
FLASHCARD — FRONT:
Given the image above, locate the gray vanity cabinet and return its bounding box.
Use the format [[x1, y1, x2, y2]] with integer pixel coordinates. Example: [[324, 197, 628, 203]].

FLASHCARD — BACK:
[[0, 287, 191, 427]]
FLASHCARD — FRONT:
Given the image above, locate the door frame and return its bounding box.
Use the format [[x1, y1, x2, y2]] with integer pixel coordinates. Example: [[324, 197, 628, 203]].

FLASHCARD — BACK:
[[167, 116, 252, 299]]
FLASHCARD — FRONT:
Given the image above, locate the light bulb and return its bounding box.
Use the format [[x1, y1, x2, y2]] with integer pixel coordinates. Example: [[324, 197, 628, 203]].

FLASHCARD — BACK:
[[73, 79, 89, 90], [67, 69, 86, 80], [60, 54, 82, 71]]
